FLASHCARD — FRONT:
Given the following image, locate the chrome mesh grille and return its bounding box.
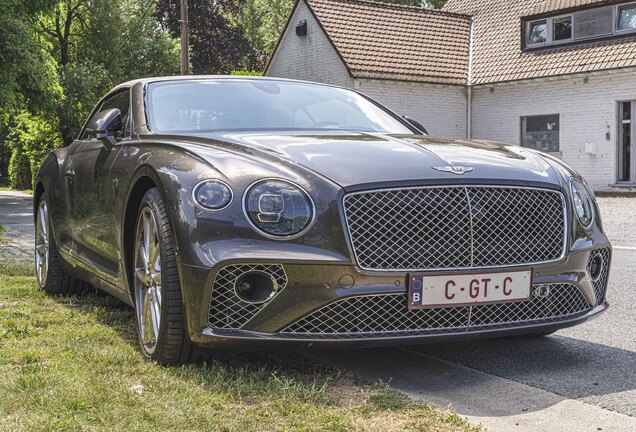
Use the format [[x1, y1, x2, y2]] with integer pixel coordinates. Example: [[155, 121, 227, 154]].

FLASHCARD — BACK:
[[588, 248, 611, 305], [208, 264, 287, 329], [281, 284, 590, 335], [343, 186, 566, 271]]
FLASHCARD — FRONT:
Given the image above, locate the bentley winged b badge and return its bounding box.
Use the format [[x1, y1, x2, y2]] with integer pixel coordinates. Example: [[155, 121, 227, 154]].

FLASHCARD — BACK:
[[432, 165, 474, 175]]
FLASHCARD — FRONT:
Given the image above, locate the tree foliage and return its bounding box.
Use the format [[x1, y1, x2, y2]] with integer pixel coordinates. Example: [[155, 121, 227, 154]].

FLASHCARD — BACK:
[[156, 0, 260, 74], [1, 0, 180, 188]]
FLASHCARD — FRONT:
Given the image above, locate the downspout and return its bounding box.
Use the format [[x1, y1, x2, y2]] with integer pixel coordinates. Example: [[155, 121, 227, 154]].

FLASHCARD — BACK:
[[466, 17, 474, 139]]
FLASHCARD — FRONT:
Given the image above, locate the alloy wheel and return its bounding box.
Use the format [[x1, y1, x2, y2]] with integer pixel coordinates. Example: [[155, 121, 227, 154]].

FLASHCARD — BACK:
[[35, 200, 50, 288], [134, 206, 163, 355]]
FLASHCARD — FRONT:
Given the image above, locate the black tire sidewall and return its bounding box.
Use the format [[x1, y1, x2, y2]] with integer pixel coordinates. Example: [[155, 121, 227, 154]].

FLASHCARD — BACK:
[[134, 188, 181, 361]]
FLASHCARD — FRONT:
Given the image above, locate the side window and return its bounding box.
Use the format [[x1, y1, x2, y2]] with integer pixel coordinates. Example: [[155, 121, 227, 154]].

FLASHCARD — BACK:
[[81, 90, 131, 141]]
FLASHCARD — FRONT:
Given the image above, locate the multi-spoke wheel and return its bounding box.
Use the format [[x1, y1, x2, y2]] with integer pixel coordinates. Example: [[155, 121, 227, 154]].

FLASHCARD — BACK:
[[35, 200, 50, 288], [132, 188, 204, 364], [35, 192, 91, 295], [134, 207, 163, 355]]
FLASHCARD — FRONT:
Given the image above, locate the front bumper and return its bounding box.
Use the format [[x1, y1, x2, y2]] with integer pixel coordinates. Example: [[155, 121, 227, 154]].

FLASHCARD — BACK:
[[180, 242, 611, 350]]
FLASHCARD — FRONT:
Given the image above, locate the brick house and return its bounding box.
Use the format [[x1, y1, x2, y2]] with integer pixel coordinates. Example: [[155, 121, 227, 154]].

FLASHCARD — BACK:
[[265, 0, 636, 188]]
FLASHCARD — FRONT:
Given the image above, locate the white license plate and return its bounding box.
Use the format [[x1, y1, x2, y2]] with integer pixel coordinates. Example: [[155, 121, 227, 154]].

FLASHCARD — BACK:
[[408, 269, 532, 309]]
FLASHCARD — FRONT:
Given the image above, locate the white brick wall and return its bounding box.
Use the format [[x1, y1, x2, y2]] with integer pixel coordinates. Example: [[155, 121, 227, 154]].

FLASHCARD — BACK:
[[471, 70, 636, 188], [357, 79, 468, 139], [266, 1, 353, 87]]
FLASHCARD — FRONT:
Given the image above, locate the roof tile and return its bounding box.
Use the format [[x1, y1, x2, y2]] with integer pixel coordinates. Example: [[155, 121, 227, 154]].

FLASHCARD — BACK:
[[306, 0, 471, 84], [444, 0, 636, 84]]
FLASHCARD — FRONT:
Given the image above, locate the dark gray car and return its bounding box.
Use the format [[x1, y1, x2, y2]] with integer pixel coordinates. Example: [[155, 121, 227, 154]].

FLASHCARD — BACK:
[[34, 76, 611, 364]]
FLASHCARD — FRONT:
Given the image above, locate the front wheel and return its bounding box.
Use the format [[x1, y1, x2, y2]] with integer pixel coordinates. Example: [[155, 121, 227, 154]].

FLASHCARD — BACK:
[[133, 188, 206, 365]]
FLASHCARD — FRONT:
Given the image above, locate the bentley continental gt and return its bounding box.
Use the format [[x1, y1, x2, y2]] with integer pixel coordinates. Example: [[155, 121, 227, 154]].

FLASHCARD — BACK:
[[34, 76, 612, 364]]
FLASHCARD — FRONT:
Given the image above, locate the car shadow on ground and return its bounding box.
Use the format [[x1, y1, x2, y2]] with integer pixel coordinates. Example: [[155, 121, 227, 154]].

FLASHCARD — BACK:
[[312, 333, 636, 417]]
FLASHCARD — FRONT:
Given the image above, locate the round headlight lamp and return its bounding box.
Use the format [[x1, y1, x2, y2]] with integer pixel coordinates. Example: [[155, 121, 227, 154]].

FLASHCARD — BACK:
[[569, 179, 594, 228], [244, 179, 315, 238], [193, 180, 233, 210]]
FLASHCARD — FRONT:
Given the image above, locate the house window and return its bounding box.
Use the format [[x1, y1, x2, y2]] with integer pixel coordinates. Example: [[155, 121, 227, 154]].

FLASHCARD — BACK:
[[521, 115, 560, 152], [618, 4, 636, 31], [528, 20, 547, 44], [553, 16, 573, 40], [525, 2, 636, 48]]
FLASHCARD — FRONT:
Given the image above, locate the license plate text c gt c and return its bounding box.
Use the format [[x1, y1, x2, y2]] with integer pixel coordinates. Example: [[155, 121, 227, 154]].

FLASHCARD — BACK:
[[408, 269, 532, 309]]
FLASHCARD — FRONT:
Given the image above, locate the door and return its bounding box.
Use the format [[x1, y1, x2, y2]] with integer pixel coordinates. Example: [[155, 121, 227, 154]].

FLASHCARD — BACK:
[[67, 89, 131, 279], [618, 101, 635, 182]]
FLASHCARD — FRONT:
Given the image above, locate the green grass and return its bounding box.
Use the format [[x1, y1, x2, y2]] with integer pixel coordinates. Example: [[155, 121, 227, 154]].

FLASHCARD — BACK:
[[0, 186, 32, 195], [0, 271, 479, 432]]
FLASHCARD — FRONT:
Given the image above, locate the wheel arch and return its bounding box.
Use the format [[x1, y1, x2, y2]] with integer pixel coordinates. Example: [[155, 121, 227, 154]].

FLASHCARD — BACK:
[[122, 171, 159, 300]]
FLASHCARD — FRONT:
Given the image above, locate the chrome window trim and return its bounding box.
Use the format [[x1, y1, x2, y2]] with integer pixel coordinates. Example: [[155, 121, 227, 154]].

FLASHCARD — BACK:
[[342, 184, 568, 273]]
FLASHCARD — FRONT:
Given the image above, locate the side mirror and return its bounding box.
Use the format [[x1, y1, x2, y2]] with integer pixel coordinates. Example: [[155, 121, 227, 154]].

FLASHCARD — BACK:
[[86, 108, 121, 150], [402, 115, 428, 135]]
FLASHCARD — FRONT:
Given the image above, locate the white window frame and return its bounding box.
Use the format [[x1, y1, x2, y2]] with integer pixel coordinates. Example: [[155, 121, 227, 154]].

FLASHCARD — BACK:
[[616, 2, 636, 34], [525, 2, 636, 49], [526, 14, 574, 47]]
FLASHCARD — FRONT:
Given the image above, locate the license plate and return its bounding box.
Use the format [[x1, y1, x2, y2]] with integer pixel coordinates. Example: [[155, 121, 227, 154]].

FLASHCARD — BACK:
[[408, 269, 532, 309]]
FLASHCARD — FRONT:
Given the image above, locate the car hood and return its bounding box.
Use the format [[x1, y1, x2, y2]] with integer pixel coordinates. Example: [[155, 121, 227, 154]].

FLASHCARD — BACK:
[[176, 131, 561, 188]]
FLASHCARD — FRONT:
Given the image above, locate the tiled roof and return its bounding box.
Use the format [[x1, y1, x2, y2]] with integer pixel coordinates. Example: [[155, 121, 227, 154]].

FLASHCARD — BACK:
[[305, 0, 472, 85], [528, 0, 620, 16], [443, 0, 636, 84]]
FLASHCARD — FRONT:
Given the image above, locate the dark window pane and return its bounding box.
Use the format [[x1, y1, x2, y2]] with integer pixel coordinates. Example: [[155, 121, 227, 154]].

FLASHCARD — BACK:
[[624, 101, 632, 121], [618, 5, 636, 30], [521, 114, 560, 152], [554, 17, 572, 40], [619, 102, 632, 182], [528, 21, 547, 44]]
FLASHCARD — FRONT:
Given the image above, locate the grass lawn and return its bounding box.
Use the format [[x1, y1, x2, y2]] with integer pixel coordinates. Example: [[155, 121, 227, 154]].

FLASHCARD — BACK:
[[0, 260, 479, 431], [0, 186, 32, 195]]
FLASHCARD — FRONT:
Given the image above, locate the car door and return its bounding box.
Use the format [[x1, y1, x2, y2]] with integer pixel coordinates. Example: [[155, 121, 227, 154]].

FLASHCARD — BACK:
[[66, 89, 131, 281]]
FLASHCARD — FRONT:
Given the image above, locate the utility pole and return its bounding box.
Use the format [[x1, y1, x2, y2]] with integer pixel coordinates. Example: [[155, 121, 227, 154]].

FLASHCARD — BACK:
[[179, 0, 189, 75]]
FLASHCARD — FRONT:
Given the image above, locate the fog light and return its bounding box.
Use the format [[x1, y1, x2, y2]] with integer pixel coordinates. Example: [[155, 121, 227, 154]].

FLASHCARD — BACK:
[[590, 253, 604, 281], [234, 271, 279, 304]]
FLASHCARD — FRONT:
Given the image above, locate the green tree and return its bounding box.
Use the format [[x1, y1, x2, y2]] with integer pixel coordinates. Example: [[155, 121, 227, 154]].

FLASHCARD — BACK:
[[155, 0, 260, 74], [0, 0, 61, 185], [39, 0, 180, 143], [239, 0, 294, 54]]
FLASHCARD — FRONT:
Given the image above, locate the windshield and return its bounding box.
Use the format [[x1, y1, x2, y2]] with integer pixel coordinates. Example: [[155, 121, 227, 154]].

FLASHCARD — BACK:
[[145, 79, 414, 134]]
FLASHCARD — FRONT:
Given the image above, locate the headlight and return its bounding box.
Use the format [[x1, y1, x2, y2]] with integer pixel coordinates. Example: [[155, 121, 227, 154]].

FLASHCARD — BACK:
[[244, 179, 315, 238], [193, 180, 233, 210], [569, 179, 594, 228]]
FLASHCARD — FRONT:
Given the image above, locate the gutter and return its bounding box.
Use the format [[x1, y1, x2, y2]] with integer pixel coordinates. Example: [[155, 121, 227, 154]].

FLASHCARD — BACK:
[[466, 16, 474, 140]]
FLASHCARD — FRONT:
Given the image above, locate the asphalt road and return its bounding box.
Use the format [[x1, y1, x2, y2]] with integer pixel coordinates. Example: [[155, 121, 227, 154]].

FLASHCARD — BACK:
[[1, 191, 635, 431]]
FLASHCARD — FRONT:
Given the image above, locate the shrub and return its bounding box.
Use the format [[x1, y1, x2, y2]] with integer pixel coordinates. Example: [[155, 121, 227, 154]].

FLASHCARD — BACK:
[[8, 147, 31, 190], [230, 69, 263, 76], [6, 111, 63, 189]]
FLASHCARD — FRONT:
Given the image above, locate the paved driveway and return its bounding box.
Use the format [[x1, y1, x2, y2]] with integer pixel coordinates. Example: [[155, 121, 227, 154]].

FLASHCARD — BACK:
[[1, 191, 635, 431]]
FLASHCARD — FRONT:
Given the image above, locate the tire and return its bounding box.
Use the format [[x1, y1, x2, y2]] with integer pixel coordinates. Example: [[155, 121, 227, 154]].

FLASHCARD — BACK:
[[132, 188, 207, 365], [35, 193, 92, 295]]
